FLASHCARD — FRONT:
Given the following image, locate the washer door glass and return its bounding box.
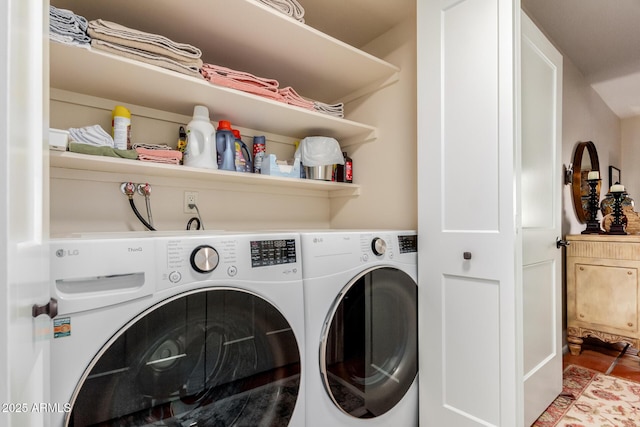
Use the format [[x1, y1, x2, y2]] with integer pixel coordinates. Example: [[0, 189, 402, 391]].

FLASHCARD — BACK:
[[67, 288, 301, 426], [321, 267, 417, 418]]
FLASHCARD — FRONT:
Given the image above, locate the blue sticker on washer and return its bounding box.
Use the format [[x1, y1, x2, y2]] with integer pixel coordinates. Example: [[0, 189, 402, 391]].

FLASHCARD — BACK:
[[53, 317, 71, 338]]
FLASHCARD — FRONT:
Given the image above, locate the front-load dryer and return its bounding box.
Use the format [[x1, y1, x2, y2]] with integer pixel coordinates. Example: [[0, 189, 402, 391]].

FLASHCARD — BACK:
[[49, 232, 305, 427], [300, 230, 418, 427]]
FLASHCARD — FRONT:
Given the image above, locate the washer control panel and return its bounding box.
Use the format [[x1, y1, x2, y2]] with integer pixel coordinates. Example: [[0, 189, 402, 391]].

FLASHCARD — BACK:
[[158, 234, 302, 290], [250, 239, 297, 267]]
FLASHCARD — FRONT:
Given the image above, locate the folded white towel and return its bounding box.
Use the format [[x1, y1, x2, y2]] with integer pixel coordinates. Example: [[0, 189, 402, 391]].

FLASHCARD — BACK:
[[68, 125, 114, 147], [314, 101, 344, 118], [256, 0, 305, 22]]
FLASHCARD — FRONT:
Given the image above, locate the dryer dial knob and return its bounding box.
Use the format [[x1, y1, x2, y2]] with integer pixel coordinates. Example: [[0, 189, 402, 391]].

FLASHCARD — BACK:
[[371, 237, 387, 256], [190, 245, 219, 273]]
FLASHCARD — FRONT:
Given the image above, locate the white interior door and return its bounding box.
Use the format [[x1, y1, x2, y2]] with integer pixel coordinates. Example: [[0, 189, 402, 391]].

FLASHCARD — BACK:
[[417, 0, 522, 425], [0, 0, 50, 425], [520, 11, 563, 426]]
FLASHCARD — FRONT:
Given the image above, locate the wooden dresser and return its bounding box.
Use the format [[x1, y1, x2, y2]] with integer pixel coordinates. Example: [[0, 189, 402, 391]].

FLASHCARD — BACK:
[[566, 234, 640, 355]]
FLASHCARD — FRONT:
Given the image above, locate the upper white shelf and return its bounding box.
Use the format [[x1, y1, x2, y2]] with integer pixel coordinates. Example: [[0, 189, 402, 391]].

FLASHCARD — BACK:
[[50, 42, 377, 144], [50, 0, 400, 104]]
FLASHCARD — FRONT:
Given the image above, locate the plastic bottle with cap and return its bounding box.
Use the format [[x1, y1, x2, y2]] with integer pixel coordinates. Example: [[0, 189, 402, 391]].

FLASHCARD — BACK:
[[216, 120, 236, 171], [232, 129, 252, 172], [111, 105, 131, 150], [183, 105, 217, 169]]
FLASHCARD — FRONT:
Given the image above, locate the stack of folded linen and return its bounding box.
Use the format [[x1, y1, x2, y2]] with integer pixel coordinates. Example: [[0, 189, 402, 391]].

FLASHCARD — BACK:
[[68, 125, 114, 147], [200, 64, 284, 102], [278, 87, 315, 110], [49, 5, 91, 48], [314, 101, 344, 118], [200, 63, 343, 117], [87, 19, 203, 79], [256, 0, 305, 22], [133, 143, 182, 165], [67, 125, 137, 159]]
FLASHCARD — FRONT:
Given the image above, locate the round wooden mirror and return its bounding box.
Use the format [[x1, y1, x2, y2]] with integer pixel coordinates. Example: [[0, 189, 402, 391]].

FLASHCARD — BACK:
[[571, 141, 600, 223]]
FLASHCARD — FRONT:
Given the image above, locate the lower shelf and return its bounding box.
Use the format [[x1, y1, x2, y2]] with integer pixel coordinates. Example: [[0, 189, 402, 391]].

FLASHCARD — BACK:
[[49, 150, 361, 197]]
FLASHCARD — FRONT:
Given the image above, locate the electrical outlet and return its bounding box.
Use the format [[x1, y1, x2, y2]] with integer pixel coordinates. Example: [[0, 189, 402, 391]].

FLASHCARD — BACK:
[[184, 191, 198, 213]]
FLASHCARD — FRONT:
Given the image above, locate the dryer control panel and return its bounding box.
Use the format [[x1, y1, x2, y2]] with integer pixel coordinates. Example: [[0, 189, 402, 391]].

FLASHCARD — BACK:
[[398, 234, 418, 253]]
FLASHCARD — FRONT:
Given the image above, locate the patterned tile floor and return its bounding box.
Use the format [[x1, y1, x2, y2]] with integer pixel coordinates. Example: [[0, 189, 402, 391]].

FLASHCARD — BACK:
[[563, 337, 640, 382]]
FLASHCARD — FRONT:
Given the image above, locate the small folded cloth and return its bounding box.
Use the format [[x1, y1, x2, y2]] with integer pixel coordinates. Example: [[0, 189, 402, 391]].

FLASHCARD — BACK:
[[133, 143, 182, 165], [68, 142, 138, 159], [278, 86, 314, 110], [314, 101, 345, 118], [201, 63, 284, 101], [88, 19, 203, 78], [256, 0, 305, 22], [68, 125, 114, 147], [49, 5, 91, 48]]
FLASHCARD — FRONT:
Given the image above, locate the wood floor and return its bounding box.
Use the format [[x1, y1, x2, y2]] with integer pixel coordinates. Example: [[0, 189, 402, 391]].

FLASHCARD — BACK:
[[563, 336, 640, 382]]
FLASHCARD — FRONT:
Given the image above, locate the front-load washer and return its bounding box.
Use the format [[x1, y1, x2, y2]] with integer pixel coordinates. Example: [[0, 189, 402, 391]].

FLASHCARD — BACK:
[[49, 231, 305, 427], [300, 230, 418, 427]]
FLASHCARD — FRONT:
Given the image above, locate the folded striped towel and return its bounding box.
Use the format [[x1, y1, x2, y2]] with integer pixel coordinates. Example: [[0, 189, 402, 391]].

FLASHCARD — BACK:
[[131, 143, 174, 150], [135, 147, 182, 165], [91, 39, 203, 78], [49, 6, 91, 48], [256, 0, 305, 22], [278, 86, 315, 110], [88, 19, 202, 65], [314, 101, 344, 118], [201, 63, 284, 101]]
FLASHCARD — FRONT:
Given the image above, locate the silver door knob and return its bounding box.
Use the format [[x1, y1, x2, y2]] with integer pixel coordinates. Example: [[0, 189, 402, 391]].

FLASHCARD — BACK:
[[556, 238, 570, 249]]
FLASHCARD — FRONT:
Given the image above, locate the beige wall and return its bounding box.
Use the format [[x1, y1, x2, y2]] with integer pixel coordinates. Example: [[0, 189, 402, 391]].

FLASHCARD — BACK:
[[621, 116, 640, 200], [561, 57, 621, 235], [331, 17, 417, 230]]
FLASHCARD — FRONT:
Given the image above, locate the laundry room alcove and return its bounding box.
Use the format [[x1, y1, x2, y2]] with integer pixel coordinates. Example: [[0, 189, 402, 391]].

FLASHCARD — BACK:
[[47, 0, 418, 235]]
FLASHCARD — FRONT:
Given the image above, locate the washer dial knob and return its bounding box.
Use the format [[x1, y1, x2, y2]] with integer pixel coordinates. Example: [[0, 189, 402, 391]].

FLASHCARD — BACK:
[[190, 245, 219, 273], [371, 237, 387, 256]]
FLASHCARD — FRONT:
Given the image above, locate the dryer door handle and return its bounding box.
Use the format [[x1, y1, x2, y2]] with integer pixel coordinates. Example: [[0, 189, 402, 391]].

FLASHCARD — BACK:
[[32, 298, 58, 319]]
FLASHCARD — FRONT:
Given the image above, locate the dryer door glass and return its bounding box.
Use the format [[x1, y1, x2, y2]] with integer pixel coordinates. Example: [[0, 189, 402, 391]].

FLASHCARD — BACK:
[[320, 267, 418, 418], [66, 288, 301, 426]]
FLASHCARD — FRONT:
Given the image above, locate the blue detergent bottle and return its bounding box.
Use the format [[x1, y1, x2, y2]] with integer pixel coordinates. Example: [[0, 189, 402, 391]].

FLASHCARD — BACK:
[[216, 120, 236, 171], [232, 129, 252, 172]]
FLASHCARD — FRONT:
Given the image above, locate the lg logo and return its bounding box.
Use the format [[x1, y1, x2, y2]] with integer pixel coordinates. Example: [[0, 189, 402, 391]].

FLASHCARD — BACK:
[[55, 249, 79, 258]]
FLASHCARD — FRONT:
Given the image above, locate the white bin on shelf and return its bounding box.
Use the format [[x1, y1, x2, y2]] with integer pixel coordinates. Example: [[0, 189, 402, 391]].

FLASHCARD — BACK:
[[261, 154, 301, 178]]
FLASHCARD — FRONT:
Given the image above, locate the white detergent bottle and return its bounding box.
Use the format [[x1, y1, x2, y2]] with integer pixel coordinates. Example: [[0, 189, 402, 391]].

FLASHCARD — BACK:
[[184, 105, 217, 169]]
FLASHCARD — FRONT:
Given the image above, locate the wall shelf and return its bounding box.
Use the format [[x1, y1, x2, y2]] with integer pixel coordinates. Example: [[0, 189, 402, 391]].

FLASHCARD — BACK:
[[49, 150, 361, 197], [51, 0, 400, 104], [50, 43, 378, 145]]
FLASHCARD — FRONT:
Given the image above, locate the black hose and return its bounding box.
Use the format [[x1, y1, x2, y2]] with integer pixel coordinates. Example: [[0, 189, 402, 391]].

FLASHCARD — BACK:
[[129, 198, 156, 231]]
